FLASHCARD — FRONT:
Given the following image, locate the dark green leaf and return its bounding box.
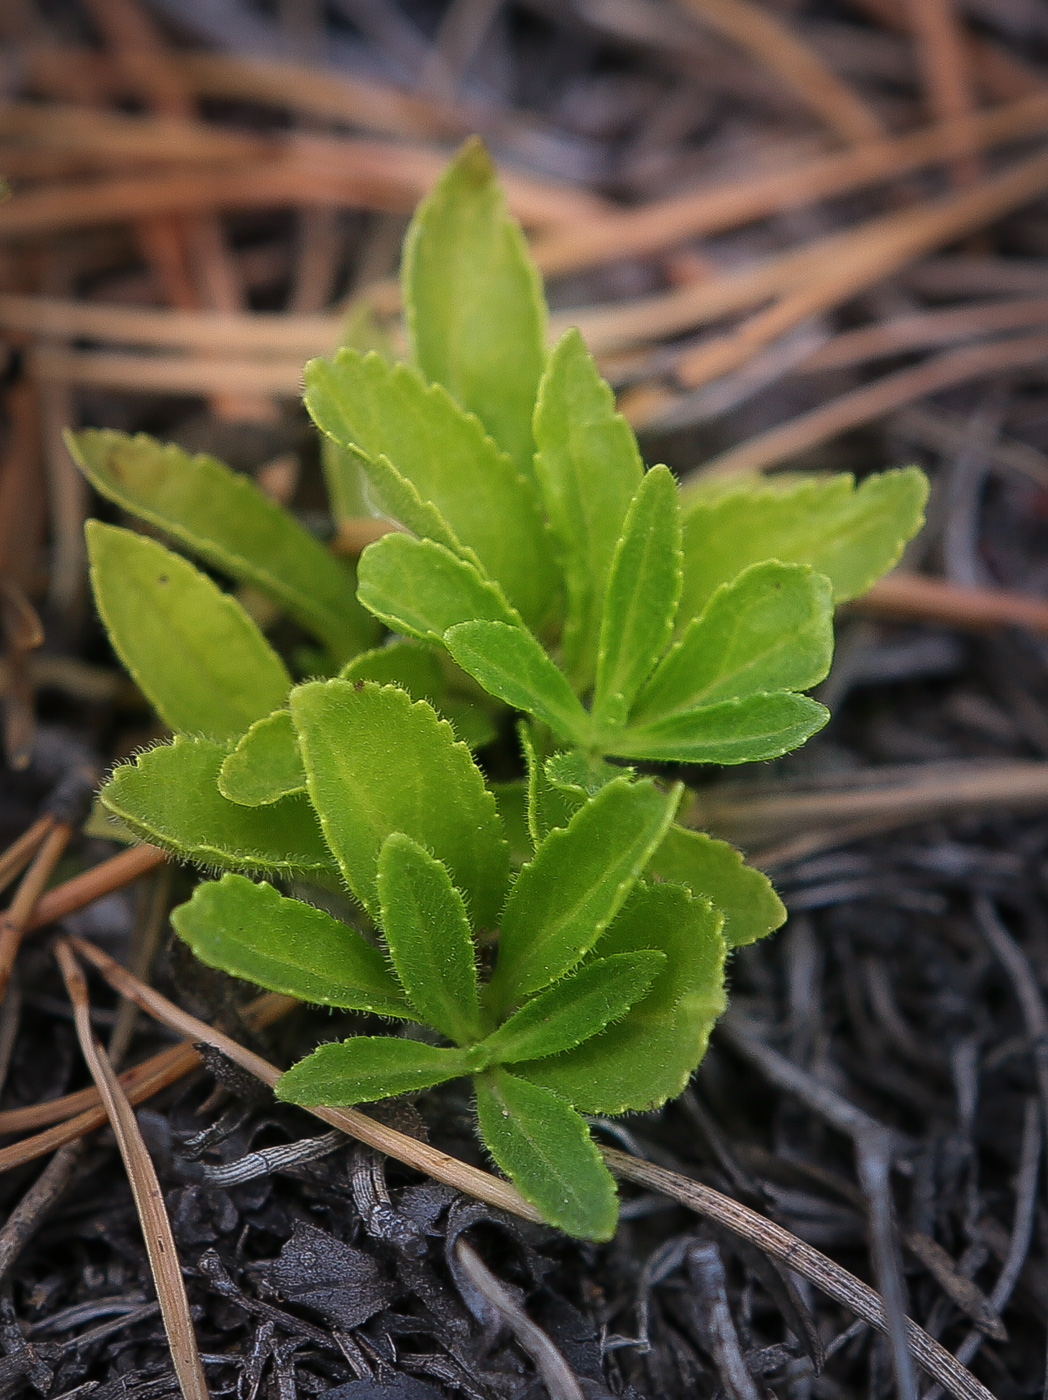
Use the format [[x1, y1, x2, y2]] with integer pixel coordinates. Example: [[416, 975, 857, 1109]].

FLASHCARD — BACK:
[[403, 137, 546, 476], [357, 534, 520, 644], [532, 329, 643, 690], [305, 351, 557, 628], [489, 777, 679, 1011], [172, 873, 413, 1014], [377, 833, 482, 1044], [86, 522, 290, 740], [592, 466, 682, 731], [444, 622, 592, 747], [632, 561, 833, 723], [522, 882, 726, 1113], [71, 429, 374, 663], [611, 692, 829, 764], [219, 710, 305, 806], [277, 1037, 469, 1106], [677, 468, 928, 622], [650, 824, 785, 948], [290, 680, 509, 925], [474, 1068, 617, 1240], [478, 952, 664, 1066], [100, 735, 338, 878]]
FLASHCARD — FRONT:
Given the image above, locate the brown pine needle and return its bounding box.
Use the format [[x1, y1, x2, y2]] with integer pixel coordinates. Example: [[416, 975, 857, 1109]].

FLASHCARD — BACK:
[[0, 816, 54, 898], [54, 939, 209, 1400], [27, 843, 165, 932], [0, 820, 74, 1005]]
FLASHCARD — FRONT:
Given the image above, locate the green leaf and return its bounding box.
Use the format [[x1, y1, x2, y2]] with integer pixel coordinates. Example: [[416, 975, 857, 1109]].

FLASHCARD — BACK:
[[488, 779, 532, 866], [444, 622, 592, 747], [677, 468, 929, 623], [475, 1068, 617, 1241], [277, 1036, 469, 1106], [100, 735, 337, 878], [86, 522, 290, 740], [377, 833, 482, 1045], [519, 724, 576, 849], [478, 952, 664, 1066], [632, 561, 833, 723], [305, 351, 557, 629], [403, 137, 547, 477], [489, 777, 679, 1010], [592, 466, 682, 730], [611, 692, 829, 764], [290, 680, 509, 926], [522, 882, 726, 1113], [219, 710, 305, 806], [172, 873, 413, 1015], [545, 751, 629, 800], [357, 534, 521, 644], [340, 639, 445, 700], [71, 429, 375, 663], [533, 329, 644, 691], [650, 824, 785, 948]]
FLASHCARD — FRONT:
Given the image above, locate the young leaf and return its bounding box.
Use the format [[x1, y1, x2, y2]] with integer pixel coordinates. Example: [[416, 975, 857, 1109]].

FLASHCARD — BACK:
[[277, 1037, 469, 1106], [219, 710, 305, 807], [677, 468, 928, 624], [592, 466, 682, 730], [86, 522, 290, 740], [71, 429, 375, 663], [632, 561, 834, 723], [488, 779, 532, 866], [305, 351, 556, 628], [477, 951, 664, 1066], [522, 882, 726, 1113], [444, 621, 592, 747], [519, 724, 577, 849], [403, 137, 546, 477], [489, 777, 679, 1010], [340, 639, 445, 700], [377, 833, 482, 1045], [649, 824, 785, 948], [474, 1068, 617, 1241], [290, 680, 509, 926], [100, 736, 338, 878], [533, 329, 644, 691], [545, 751, 629, 799], [357, 534, 521, 644], [172, 873, 413, 1015], [611, 692, 829, 764]]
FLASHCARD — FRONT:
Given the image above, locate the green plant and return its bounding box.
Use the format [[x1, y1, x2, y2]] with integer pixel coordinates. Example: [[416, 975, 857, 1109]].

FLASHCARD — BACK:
[[73, 139, 927, 1240]]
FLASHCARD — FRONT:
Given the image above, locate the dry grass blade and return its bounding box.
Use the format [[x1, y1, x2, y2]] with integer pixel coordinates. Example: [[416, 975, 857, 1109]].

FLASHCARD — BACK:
[[603, 1147, 993, 1400], [63, 933, 998, 1399], [675, 0, 883, 144], [684, 330, 1048, 480], [54, 939, 209, 1400]]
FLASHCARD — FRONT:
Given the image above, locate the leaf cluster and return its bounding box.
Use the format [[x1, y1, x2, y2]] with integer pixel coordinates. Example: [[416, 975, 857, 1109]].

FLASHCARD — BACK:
[[76, 138, 928, 1239]]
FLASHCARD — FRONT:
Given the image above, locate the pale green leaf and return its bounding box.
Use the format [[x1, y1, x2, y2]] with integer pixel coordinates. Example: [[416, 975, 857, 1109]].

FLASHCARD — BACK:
[[444, 621, 592, 747], [305, 351, 557, 628], [172, 873, 413, 1014], [532, 329, 643, 689], [277, 1036, 469, 1106], [545, 751, 629, 799], [649, 824, 785, 948], [612, 692, 829, 764], [403, 137, 547, 476], [475, 1068, 617, 1241], [71, 429, 374, 663], [478, 952, 664, 1066], [357, 534, 520, 644], [86, 522, 290, 740], [632, 561, 833, 723], [290, 680, 509, 925], [519, 724, 576, 849], [219, 710, 305, 806], [522, 881, 726, 1113], [489, 777, 679, 1010], [100, 735, 337, 878], [340, 639, 445, 700], [677, 467, 929, 622], [593, 466, 682, 729], [377, 833, 482, 1045]]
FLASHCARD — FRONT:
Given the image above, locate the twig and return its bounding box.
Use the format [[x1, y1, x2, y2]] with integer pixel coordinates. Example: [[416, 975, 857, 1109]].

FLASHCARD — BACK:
[[454, 1239, 587, 1400], [54, 939, 209, 1400], [685, 1239, 763, 1400], [0, 1142, 82, 1286], [857, 571, 1048, 636], [0, 816, 54, 896]]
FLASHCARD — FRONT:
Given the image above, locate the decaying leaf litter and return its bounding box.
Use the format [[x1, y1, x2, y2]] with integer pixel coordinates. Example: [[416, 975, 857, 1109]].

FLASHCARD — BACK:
[[6, 0, 1048, 1397]]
